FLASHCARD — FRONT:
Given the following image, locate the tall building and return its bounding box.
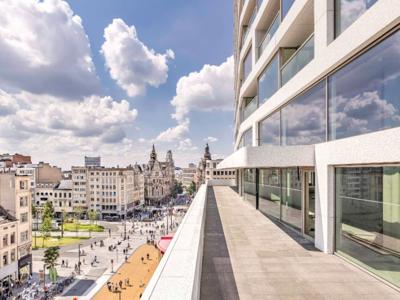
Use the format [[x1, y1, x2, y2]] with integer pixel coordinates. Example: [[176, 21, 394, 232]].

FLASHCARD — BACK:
[[84, 156, 101, 167], [143, 146, 175, 205], [216, 0, 400, 288]]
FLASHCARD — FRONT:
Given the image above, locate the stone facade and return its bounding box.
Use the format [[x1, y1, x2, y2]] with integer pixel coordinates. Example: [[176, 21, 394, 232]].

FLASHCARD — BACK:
[[142, 145, 175, 205]]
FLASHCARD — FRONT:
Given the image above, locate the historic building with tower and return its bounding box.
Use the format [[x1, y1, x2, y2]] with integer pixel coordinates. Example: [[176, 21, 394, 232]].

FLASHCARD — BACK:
[[142, 145, 175, 205]]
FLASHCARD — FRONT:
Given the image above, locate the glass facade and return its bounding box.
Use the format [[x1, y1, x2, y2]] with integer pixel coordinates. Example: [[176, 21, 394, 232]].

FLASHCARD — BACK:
[[336, 166, 400, 288], [243, 128, 253, 147], [281, 0, 295, 20], [259, 169, 281, 219], [258, 54, 279, 104], [260, 110, 280, 145], [281, 80, 326, 145], [281, 168, 302, 230], [329, 30, 400, 140], [243, 47, 252, 81], [335, 0, 378, 36], [244, 169, 257, 208]]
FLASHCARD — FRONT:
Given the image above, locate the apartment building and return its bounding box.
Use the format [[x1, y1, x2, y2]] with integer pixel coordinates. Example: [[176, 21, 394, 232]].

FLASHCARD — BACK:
[[218, 0, 400, 288], [0, 173, 32, 281], [204, 159, 236, 183], [0, 206, 18, 295], [182, 163, 197, 188], [86, 167, 141, 219]]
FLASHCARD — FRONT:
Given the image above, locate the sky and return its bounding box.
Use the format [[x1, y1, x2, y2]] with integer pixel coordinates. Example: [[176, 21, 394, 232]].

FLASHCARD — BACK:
[[0, 0, 234, 169]]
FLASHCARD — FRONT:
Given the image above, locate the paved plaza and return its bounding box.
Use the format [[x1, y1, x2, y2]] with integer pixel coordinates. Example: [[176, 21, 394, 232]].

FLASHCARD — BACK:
[[27, 212, 183, 299], [93, 244, 160, 300], [201, 186, 400, 300]]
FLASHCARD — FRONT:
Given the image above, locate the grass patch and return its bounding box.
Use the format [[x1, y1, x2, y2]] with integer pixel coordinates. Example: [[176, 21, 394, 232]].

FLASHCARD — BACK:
[[63, 223, 104, 232], [32, 236, 89, 249]]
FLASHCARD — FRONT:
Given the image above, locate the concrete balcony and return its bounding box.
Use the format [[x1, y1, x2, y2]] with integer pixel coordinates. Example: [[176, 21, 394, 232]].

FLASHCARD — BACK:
[[142, 184, 399, 299]]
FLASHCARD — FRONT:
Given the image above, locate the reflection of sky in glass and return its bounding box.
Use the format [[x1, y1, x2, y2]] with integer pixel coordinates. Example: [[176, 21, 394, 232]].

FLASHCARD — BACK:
[[329, 30, 400, 140], [260, 110, 280, 145], [282, 80, 326, 145], [258, 54, 279, 104], [243, 128, 252, 147], [336, 0, 378, 35]]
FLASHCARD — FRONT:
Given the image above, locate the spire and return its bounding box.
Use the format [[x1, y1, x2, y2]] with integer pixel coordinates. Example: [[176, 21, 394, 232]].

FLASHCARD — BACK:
[[150, 144, 157, 161], [204, 143, 211, 160]]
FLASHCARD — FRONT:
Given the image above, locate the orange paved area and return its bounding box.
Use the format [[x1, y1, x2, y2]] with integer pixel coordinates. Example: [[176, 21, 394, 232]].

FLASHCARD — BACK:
[[93, 244, 161, 300]]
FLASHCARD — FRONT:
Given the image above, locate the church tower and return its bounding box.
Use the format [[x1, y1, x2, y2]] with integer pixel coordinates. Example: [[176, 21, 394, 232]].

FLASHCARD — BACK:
[[204, 143, 212, 160]]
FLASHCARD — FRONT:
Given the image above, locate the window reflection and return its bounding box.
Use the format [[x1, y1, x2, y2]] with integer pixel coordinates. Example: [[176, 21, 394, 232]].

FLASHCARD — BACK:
[[259, 169, 281, 219], [282, 80, 326, 145], [258, 54, 279, 104], [336, 166, 400, 288], [244, 168, 257, 208], [329, 30, 400, 140], [335, 0, 378, 36], [281, 168, 302, 230], [260, 110, 280, 145]]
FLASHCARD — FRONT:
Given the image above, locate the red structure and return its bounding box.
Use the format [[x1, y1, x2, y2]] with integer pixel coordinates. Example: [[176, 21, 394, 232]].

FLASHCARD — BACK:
[[157, 234, 174, 254]]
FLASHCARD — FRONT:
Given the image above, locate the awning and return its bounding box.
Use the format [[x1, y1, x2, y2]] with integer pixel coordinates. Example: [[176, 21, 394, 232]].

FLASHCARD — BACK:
[[217, 145, 315, 169], [157, 234, 174, 254]]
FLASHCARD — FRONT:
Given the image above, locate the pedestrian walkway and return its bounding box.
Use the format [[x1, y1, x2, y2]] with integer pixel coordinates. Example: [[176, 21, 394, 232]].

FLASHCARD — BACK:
[[92, 244, 160, 300], [203, 186, 399, 300]]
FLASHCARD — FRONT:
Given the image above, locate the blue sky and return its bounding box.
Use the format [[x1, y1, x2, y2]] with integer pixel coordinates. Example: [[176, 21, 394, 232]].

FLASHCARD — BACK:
[[0, 0, 234, 168]]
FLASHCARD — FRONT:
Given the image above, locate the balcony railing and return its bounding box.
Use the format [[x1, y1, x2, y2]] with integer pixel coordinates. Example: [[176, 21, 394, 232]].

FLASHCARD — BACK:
[[258, 11, 280, 59], [242, 96, 258, 121], [281, 34, 314, 86]]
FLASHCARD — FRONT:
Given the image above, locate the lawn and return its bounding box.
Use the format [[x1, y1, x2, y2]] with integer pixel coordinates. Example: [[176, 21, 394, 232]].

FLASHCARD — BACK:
[[32, 236, 89, 249], [63, 222, 104, 232]]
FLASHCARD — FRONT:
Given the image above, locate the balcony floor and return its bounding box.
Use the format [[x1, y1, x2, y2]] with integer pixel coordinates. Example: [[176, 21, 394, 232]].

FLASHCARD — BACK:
[[201, 186, 399, 299]]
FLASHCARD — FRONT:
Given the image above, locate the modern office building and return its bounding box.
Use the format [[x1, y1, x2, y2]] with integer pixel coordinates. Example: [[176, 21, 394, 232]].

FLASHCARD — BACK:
[[182, 163, 197, 189], [214, 0, 400, 289]]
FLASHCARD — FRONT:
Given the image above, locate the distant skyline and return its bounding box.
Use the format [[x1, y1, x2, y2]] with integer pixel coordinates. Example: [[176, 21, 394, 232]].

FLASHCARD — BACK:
[[0, 0, 234, 169]]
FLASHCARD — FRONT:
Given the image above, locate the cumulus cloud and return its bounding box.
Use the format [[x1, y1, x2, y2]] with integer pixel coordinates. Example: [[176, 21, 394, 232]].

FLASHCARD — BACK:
[[0, 90, 19, 116], [204, 136, 218, 143], [0, 91, 137, 145], [0, 0, 99, 98], [171, 56, 234, 121], [177, 138, 198, 151], [101, 18, 174, 97], [154, 119, 189, 142]]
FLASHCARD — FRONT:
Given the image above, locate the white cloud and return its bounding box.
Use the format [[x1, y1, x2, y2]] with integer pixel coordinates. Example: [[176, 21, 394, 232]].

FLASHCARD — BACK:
[[171, 56, 234, 121], [0, 91, 137, 145], [154, 119, 189, 142], [177, 138, 198, 151], [204, 136, 218, 143], [0, 0, 99, 98], [101, 18, 174, 97]]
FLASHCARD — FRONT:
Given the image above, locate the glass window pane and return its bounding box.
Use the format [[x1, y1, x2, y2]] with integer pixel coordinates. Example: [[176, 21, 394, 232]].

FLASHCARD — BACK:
[[244, 168, 257, 208], [243, 47, 252, 81], [336, 166, 400, 288], [259, 169, 281, 219], [282, 80, 326, 145], [281, 168, 302, 230], [281, 0, 295, 20], [258, 54, 279, 104], [335, 0, 378, 36], [329, 30, 400, 140], [260, 110, 280, 145], [240, 128, 252, 148]]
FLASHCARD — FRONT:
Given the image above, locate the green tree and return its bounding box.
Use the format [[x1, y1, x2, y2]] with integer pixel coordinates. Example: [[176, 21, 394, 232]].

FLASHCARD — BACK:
[[40, 216, 52, 247], [42, 201, 54, 221], [171, 180, 183, 198], [60, 209, 68, 238], [44, 246, 60, 268], [88, 210, 98, 225], [73, 207, 83, 237], [188, 181, 196, 196]]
